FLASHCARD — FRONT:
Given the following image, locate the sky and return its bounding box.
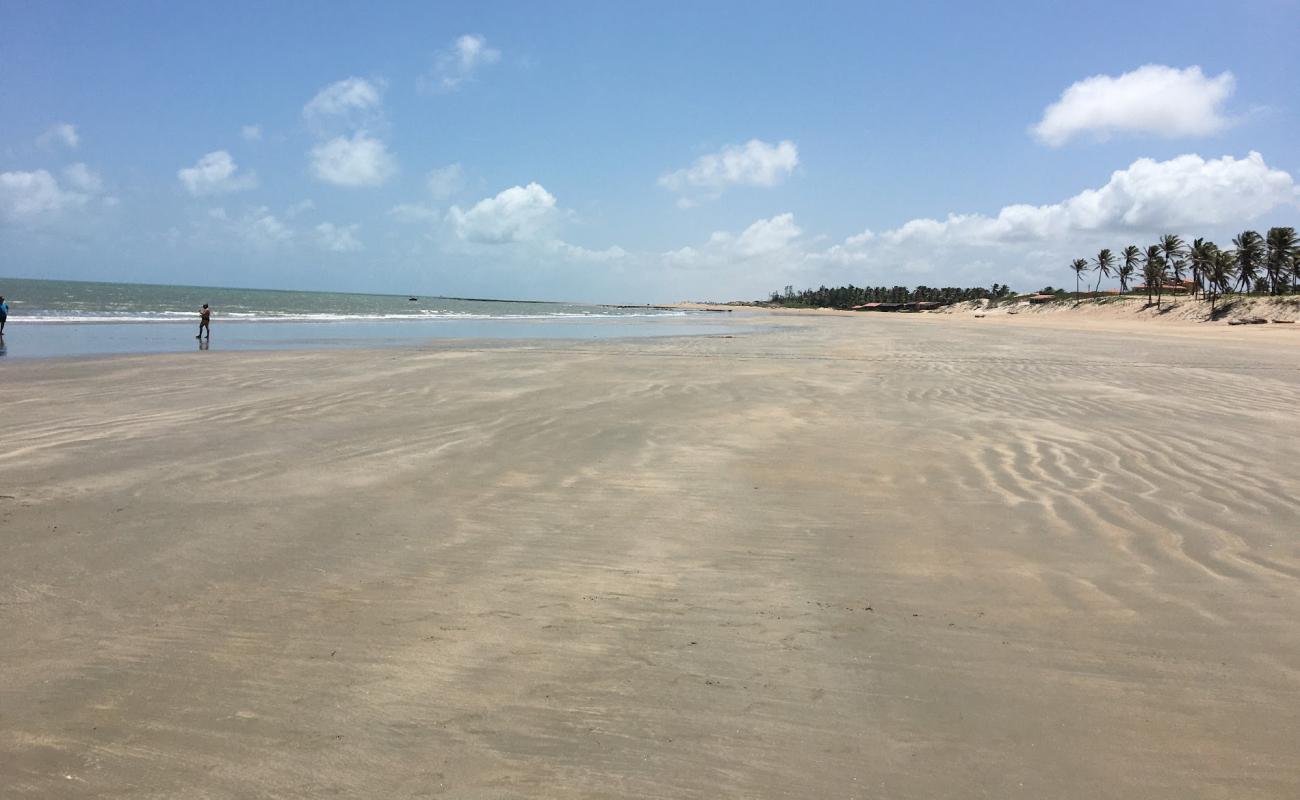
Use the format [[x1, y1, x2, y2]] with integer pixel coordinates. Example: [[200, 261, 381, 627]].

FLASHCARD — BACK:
[[2, 0, 1299, 303]]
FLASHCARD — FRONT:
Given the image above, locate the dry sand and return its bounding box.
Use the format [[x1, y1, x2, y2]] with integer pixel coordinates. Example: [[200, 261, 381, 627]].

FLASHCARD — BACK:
[[2, 314, 1298, 798], [937, 294, 1300, 326]]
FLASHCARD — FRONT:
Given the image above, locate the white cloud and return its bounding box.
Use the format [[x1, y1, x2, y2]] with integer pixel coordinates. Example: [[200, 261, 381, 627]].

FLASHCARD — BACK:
[[316, 222, 363, 252], [864, 151, 1295, 248], [241, 124, 263, 142], [303, 77, 385, 132], [647, 151, 1297, 298], [177, 150, 258, 196], [62, 163, 104, 194], [212, 206, 292, 248], [309, 132, 397, 187], [548, 241, 628, 262], [664, 213, 804, 269], [812, 151, 1298, 293], [1, 165, 111, 223], [389, 203, 440, 223], [448, 182, 557, 244], [1033, 65, 1235, 146], [2, 170, 80, 220], [659, 139, 799, 203], [441, 182, 625, 263], [36, 123, 79, 150], [428, 34, 501, 92], [426, 163, 464, 198], [241, 209, 292, 247]]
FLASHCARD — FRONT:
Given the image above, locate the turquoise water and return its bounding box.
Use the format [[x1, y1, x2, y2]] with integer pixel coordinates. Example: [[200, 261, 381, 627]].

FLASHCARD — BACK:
[[0, 278, 737, 358]]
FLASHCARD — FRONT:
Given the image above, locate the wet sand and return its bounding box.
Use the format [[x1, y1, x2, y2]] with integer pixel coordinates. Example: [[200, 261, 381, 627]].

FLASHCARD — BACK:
[[2, 314, 1298, 798]]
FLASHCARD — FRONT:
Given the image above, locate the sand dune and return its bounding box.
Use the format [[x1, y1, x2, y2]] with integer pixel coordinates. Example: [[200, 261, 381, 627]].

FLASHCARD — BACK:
[[1, 314, 1298, 798]]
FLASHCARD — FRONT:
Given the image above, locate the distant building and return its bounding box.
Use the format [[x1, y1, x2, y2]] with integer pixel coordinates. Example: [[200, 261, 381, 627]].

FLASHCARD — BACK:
[[1133, 280, 1193, 293]]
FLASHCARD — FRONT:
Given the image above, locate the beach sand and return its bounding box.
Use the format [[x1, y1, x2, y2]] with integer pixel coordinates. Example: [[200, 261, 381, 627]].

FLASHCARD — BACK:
[[2, 314, 1298, 798]]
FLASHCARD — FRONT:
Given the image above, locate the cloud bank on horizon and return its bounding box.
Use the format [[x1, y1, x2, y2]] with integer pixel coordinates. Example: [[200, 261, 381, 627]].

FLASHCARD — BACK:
[[2, 4, 1298, 301]]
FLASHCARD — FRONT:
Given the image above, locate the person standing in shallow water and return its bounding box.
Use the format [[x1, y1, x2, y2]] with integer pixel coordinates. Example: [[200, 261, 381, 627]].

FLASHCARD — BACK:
[[197, 303, 210, 340], [0, 295, 8, 335]]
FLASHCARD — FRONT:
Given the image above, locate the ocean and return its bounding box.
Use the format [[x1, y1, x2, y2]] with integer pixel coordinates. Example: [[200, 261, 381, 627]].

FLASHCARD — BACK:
[[0, 278, 736, 358]]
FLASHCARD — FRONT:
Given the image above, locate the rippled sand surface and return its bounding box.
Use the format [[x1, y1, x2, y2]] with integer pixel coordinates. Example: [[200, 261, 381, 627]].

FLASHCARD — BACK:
[[2, 315, 1298, 798]]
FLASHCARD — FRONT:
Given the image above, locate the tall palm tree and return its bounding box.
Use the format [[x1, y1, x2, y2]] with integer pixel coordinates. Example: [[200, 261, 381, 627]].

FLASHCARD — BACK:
[[1092, 248, 1114, 293], [1264, 226, 1297, 294], [1206, 246, 1236, 317], [1159, 233, 1186, 291], [1118, 245, 1141, 292], [1142, 245, 1167, 307], [1070, 258, 1089, 300], [1187, 237, 1214, 299], [1232, 230, 1265, 293]]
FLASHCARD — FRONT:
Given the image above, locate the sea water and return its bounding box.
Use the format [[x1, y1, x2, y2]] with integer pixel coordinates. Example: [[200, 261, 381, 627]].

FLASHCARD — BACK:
[[0, 278, 737, 358]]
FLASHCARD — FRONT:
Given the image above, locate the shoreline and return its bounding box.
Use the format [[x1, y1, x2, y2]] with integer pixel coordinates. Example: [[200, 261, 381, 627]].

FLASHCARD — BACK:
[[0, 313, 748, 361]]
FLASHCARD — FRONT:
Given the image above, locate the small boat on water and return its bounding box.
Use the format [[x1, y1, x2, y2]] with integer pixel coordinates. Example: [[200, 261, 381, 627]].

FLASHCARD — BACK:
[[408, 297, 418, 301]]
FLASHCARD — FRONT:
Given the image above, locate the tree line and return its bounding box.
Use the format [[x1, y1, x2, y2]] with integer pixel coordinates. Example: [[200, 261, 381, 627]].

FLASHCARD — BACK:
[[765, 284, 1013, 309], [1068, 227, 1299, 313]]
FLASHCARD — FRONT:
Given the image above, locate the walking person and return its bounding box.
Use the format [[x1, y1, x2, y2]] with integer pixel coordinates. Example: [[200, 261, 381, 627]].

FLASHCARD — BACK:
[[0, 295, 8, 335], [197, 303, 210, 340]]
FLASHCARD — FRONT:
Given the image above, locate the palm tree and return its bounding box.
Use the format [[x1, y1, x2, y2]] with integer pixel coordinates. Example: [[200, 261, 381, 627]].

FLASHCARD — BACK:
[[1142, 245, 1167, 307], [1070, 258, 1089, 300], [1159, 233, 1186, 293], [1232, 230, 1264, 293], [1206, 246, 1236, 317], [1264, 226, 1297, 294], [1092, 248, 1114, 293], [1187, 238, 1214, 299], [1118, 245, 1140, 292]]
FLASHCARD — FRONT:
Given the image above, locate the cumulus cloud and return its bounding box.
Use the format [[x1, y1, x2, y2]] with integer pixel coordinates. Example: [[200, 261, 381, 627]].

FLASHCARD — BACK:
[[441, 182, 626, 264], [645, 151, 1297, 298], [1, 165, 111, 223], [859, 151, 1294, 250], [664, 213, 804, 269], [547, 241, 628, 262], [178, 151, 258, 196], [812, 151, 1298, 292], [303, 77, 385, 132], [36, 123, 79, 150], [61, 163, 104, 194], [427, 34, 501, 92], [316, 222, 363, 252], [205, 205, 292, 248], [659, 139, 799, 204], [241, 124, 263, 142], [426, 163, 464, 198], [309, 132, 397, 187], [1033, 65, 1235, 146], [448, 182, 557, 244], [2, 170, 81, 220]]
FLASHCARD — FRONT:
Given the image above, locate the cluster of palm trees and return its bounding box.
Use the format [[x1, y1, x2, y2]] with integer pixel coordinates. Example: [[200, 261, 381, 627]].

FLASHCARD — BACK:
[[767, 283, 1011, 308], [1069, 227, 1299, 313]]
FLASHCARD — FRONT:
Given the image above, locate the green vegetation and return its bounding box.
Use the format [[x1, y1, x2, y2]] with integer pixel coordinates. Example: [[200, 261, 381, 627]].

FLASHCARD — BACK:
[[760, 227, 1298, 316], [1070, 227, 1298, 309], [764, 284, 1012, 309]]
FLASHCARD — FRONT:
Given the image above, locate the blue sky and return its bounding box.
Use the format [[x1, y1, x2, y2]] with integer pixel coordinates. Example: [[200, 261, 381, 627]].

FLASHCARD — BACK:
[[3, 0, 1299, 302]]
